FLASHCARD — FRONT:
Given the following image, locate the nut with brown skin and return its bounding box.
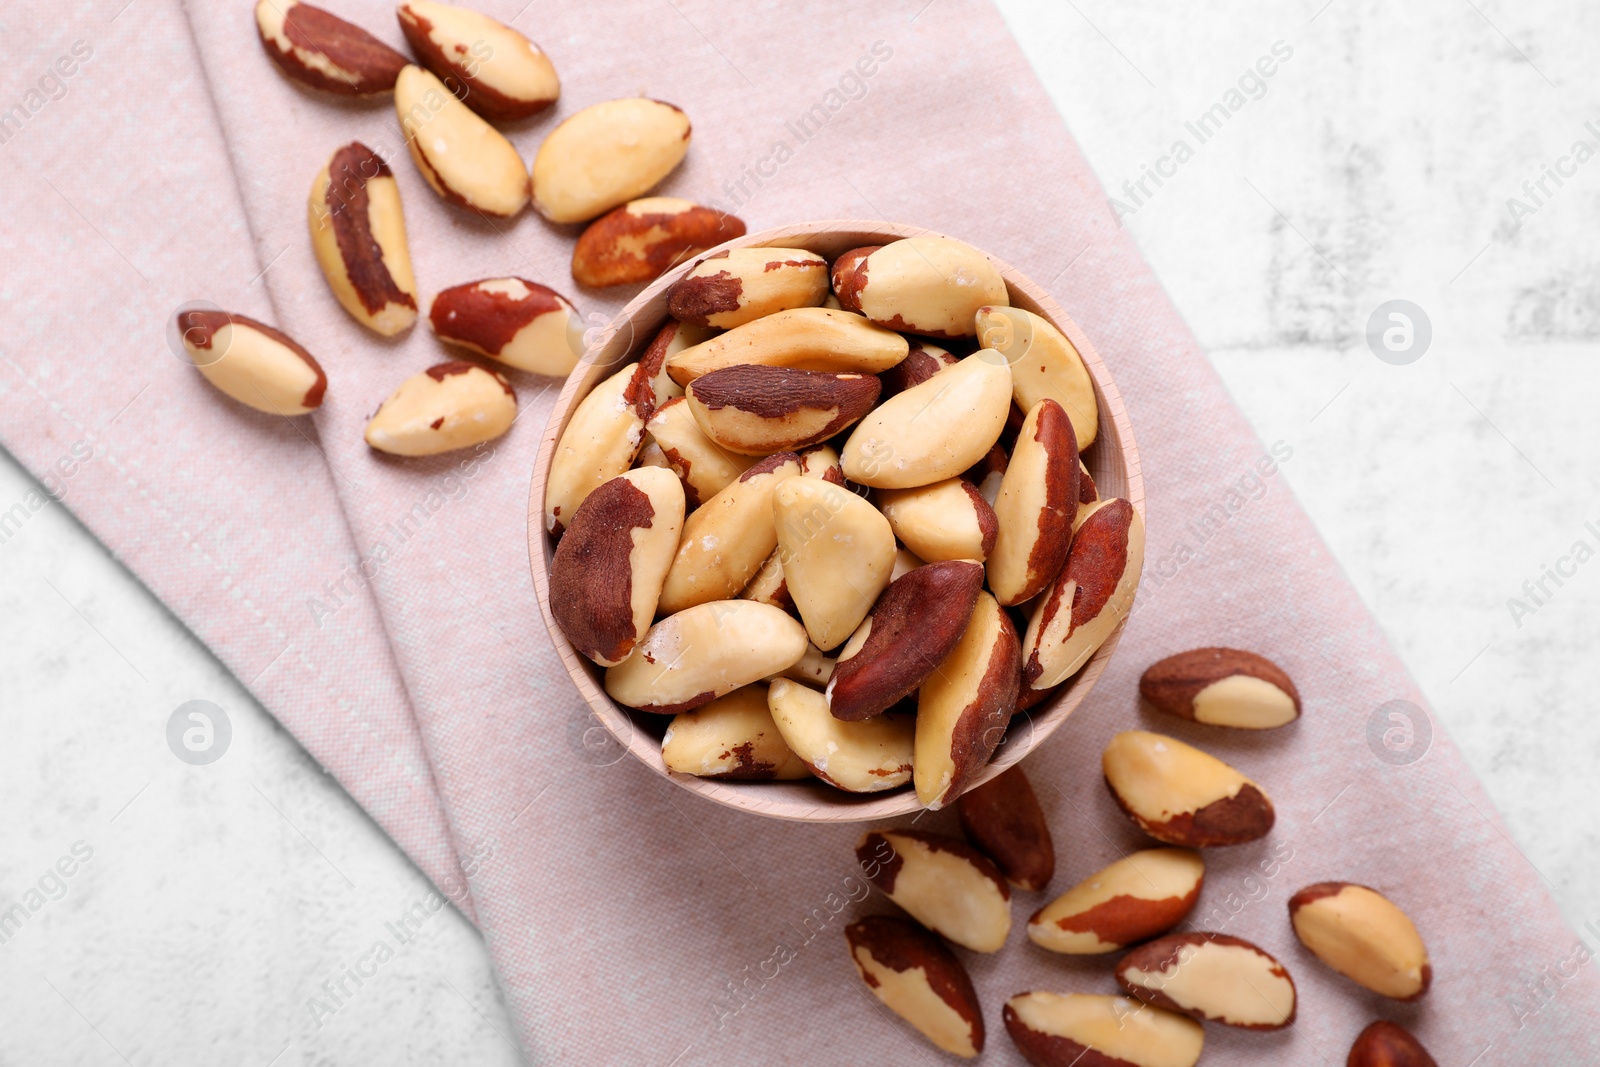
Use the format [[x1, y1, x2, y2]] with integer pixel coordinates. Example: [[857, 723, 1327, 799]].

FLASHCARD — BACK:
[[1028, 849, 1203, 954], [308, 142, 419, 336], [657, 454, 803, 613], [544, 362, 647, 535], [175, 311, 327, 416], [548, 468, 684, 667], [1074, 459, 1099, 530], [767, 678, 912, 791], [428, 278, 582, 377], [876, 478, 998, 563], [976, 305, 1099, 449], [660, 685, 810, 780], [915, 591, 1021, 809], [830, 244, 879, 304], [856, 830, 1011, 952], [665, 307, 910, 386], [1347, 1021, 1440, 1067], [989, 399, 1080, 606], [846, 916, 985, 1058], [956, 764, 1054, 891], [667, 247, 829, 329], [1116, 932, 1297, 1030], [1003, 992, 1203, 1067], [841, 350, 1013, 489], [1140, 647, 1302, 730], [1021, 498, 1144, 693], [831, 237, 1009, 338], [1289, 883, 1432, 1000], [644, 397, 753, 509], [826, 560, 985, 721], [963, 443, 1008, 506], [685, 366, 880, 455], [604, 601, 808, 714], [773, 477, 896, 650], [364, 362, 515, 456], [396, 0, 559, 121], [797, 444, 845, 485], [878, 340, 958, 398], [629, 320, 706, 422], [1102, 731, 1275, 847], [531, 98, 691, 223], [396, 65, 529, 217], [256, 0, 407, 96], [572, 198, 746, 288]]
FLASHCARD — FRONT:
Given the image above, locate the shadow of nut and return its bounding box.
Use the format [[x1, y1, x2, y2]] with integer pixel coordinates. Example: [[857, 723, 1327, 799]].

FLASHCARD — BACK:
[[1366, 699, 1432, 766], [167, 300, 228, 367], [568, 705, 632, 767]]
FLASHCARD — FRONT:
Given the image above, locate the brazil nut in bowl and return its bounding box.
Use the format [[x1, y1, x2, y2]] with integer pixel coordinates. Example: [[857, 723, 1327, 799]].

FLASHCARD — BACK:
[[528, 221, 1144, 822]]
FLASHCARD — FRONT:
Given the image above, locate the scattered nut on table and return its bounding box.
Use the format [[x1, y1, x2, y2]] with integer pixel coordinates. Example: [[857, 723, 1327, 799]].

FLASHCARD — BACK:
[[845, 915, 984, 1058], [175, 310, 327, 415], [855, 829, 1011, 952], [1028, 848, 1204, 954], [530, 98, 691, 223], [1347, 1020, 1440, 1067], [308, 142, 419, 336], [1115, 932, 1297, 1030], [395, 64, 530, 217], [1140, 647, 1302, 729], [572, 198, 745, 288], [428, 278, 583, 377], [1102, 730, 1275, 847], [1003, 992, 1203, 1067], [364, 361, 515, 456], [1289, 882, 1432, 1000], [396, 0, 559, 121], [256, 0, 406, 96], [955, 764, 1054, 891]]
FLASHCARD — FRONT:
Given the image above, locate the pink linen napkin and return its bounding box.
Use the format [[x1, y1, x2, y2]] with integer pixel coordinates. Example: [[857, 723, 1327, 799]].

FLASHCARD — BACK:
[[12, 0, 1599, 1062]]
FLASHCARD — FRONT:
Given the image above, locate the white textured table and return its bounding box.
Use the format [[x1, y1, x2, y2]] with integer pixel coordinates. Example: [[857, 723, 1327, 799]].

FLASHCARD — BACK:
[[2, 0, 1594, 1062]]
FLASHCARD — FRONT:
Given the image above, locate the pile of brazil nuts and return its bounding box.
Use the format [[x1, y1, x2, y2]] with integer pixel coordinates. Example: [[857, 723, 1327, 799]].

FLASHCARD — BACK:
[[544, 232, 1147, 810], [179, 0, 750, 457], [846, 649, 1441, 1066]]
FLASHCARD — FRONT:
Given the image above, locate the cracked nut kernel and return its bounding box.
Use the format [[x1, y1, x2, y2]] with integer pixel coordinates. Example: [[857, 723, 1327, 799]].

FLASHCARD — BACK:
[[658, 453, 802, 614], [1289, 883, 1431, 1000], [364, 361, 515, 456], [988, 399, 1080, 606], [175, 310, 326, 415], [604, 601, 808, 714], [1028, 848, 1203, 955], [832, 237, 1009, 338], [666, 307, 909, 386], [915, 591, 1021, 809], [531, 98, 690, 223], [1116, 932, 1297, 1030], [767, 677, 912, 792], [668, 246, 829, 329], [256, 0, 406, 96], [548, 467, 684, 667], [686, 366, 880, 456], [877, 478, 998, 563], [1003, 992, 1203, 1067], [544, 363, 647, 535], [857, 829, 1011, 952], [956, 764, 1054, 891], [1347, 1021, 1440, 1067], [976, 305, 1099, 449], [429, 278, 582, 377], [572, 198, 745, 288], [308, 142, 419, 336], [846, 915, 985, 1058], [660, 685, 809, 780], [1140, 647, 1302, 730], [396, 65, 529, 217], [773, 477, 896, 650], [1102, 731, 1275, 847], [397, 0, 558, 121]]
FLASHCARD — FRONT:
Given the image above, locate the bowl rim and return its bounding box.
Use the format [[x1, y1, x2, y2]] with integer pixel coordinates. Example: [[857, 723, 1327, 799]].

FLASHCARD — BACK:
[[528, 219, 1144, 822]]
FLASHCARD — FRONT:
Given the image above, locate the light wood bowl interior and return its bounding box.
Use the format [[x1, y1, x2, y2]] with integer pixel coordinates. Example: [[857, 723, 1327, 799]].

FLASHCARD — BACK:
[[528, 221, 1144, 822]]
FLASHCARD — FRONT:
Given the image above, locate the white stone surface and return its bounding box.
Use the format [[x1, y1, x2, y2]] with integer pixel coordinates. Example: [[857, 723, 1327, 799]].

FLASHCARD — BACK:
[[3, 0, 1597, 1061]]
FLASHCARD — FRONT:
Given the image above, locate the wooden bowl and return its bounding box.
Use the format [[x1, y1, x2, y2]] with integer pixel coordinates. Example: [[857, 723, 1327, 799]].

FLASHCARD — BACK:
[[529, 221, 1143, 822]]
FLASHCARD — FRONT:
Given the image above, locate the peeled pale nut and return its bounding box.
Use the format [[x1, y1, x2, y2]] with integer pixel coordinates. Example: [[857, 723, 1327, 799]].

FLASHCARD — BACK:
[[397, 0, 558, 121], [665, 307, 909, 386], [657, 454, 802, 613], [428, 278, 582, 377], [544, 363, 647, 535], [364, 361, 515, 456], [1029, 849, 1203, 955], [845, 916, 985, 1058], [1140, 648, 1302, 729], [879, 340, 957, 398], [256, 0, 406, 96], [741, 550, 792, 611], [308, 142, 418, 336], [976, 305, 1099, 449], [1102, 731, 1275, 847], [396, 65, 529, 217], [667, 247, 829, 329], [686, 366, 880, 456], [1347, 1021, 1440, 1067], [798, 444, 845, 485], [832, 236, 1008, 338], [956, 764, 1054, 891], [1021, 498, 1144, 692], [773, 477, 896, 650], [572, 198, 745, 288], [660, 685, 810, 780], [856, 830, 1011, 952], [175, 311, 326, 415], [644, 397, 753, 508], [841, 350, 1012, 489], [915, 592, 1021, 809], [988, 399, 1080, 606], [1116, 932, 1297, 1030], [548, 468, 684, 667], [768, 642, 832, 687], [826, 561, 984, 721], [1003, 992, 1203, 1067], [531, 98, 691, 223], [1289, 883, 1431, 1000], [767, 678, 912, 791], [605, 601, 807, 714], [876, 478, 998, 562]]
